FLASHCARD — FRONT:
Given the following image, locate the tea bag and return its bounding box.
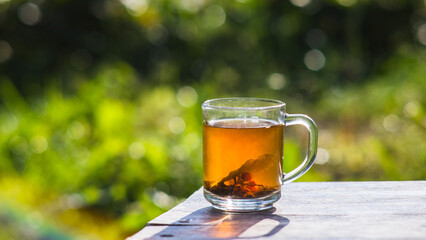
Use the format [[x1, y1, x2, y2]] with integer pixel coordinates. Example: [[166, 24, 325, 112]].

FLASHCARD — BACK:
[[211, 154, 275, 187]]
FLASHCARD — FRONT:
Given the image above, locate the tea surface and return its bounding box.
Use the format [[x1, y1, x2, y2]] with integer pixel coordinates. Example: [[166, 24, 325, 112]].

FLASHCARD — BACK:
[[203, 118, 284, 198]]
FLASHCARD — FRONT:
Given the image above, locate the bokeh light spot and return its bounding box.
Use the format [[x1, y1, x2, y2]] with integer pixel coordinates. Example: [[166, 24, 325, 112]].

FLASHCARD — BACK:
[[180, 0, 206, 13], [64, 193, 85, 209], [75, 147, 91, 164], [177, 86, 198, 107], [403, 101, 420, 118], [152, 190, 175, 209], [128, 142, 146, 159], [18, 3, 42, 26], [67, 121, 86, 140], [202, 5, 226, 28], [267, 73, 286, 90], [383, 114, 401, 133], [169, 117, 186, 134], [315, 148, 330, 165], [0, 113, 18, 134], [30, 136, 48, 154], [417, 23, 426, 46], [120, 0, 148, 16], [290, 0, 311, 7], [304, 49, 326, 71], [0, 40, 13, 63]]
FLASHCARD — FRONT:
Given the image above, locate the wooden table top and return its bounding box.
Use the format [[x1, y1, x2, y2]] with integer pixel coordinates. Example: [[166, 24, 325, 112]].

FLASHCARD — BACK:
[[127, 181, 426, 240]]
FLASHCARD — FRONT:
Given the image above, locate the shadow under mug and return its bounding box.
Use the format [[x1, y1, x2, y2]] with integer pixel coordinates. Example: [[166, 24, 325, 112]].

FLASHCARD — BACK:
[[202, 98, 318, 212]]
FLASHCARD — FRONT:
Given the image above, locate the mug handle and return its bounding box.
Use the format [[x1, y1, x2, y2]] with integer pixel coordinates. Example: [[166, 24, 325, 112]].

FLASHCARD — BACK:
[[282, 114, 318, 183]]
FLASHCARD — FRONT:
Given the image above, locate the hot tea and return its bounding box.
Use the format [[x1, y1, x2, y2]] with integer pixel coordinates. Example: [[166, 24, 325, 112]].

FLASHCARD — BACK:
[[203, 118, 284, 199], [202, 98, 317, 211]]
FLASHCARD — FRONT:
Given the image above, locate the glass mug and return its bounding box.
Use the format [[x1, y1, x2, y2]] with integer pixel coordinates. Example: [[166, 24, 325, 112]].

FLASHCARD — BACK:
[[202, 98, 318, 212]]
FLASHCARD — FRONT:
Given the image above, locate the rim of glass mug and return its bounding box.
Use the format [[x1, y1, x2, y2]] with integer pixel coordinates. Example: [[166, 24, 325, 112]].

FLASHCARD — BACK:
[[202, 97, 285, 111]]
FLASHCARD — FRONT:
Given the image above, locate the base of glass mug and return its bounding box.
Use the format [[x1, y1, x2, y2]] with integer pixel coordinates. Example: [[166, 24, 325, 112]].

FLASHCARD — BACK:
[[203, 188, 281, 212]]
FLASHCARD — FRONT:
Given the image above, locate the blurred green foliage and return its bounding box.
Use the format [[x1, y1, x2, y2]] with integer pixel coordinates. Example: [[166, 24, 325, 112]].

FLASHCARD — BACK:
[[0, 0, 425, 239]]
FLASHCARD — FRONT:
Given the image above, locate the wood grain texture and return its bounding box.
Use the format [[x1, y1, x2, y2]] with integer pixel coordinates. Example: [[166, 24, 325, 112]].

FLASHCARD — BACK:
[[127, 181, 426, 240]]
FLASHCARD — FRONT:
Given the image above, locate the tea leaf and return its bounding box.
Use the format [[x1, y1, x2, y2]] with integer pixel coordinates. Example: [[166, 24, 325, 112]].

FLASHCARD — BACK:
[[212, 154, 275, 187]]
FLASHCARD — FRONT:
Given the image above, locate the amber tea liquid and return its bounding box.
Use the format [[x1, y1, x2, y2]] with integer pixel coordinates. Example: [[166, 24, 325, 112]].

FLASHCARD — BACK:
[[203, 118, 284, 199]]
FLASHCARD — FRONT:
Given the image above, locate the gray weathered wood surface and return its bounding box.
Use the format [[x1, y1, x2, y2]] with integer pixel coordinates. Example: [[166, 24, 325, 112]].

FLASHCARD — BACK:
[[128, 181, 426, 240]]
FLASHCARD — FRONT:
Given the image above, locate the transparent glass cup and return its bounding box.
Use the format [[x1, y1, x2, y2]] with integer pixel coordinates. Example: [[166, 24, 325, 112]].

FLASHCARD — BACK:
[[202, 98, 318, 212]]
